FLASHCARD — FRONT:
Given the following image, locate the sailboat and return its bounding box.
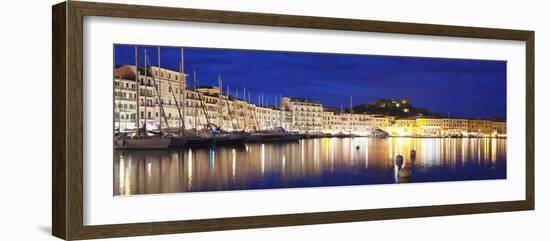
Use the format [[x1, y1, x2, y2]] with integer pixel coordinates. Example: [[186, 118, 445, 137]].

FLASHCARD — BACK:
[[245, 126, 301, 143], [169, 53, 249, 148], [245, 97, 300, 143], [114, 132, 172, 149], [114, 47, 172, 149], [167, 48, 216, 148], [178, 91, 245, 148], [210, 77, 249, 145]]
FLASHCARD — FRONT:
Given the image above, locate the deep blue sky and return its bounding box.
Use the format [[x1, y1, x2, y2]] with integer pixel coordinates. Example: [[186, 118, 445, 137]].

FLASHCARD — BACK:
[[114, 45, 506, 119]]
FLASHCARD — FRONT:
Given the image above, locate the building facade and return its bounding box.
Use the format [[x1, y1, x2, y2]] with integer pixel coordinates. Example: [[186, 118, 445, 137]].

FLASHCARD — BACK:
[[281, 97, 323, 133], [391, 117, 507, 137]]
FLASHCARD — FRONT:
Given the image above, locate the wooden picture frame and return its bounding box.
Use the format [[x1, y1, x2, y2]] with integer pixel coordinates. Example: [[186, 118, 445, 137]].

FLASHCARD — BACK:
[[52, 1, 534, 240]]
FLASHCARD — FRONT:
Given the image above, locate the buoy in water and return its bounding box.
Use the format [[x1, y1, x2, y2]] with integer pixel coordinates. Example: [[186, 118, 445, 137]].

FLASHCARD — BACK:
[[395, 155, 404, 167]]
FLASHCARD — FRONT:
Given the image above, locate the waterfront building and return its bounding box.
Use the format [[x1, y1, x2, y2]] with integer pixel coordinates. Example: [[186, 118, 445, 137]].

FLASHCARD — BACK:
[[366, 115, 391, 130], [244, 102, 259, 131], [114, 68, 138, 130], [321, 112, 389, 135], [390, 118, 417, 136], [115, 65, 186, 131], [253, 106, 291, 131], [442, 118, 469, 136], [347, 114, 392, 136], [146, 66, 186, 131], [351, 114, 370, 133], [492, 121, 506, 135], [254, 106, 269, 130], [194, 86, 224, 130], [322, 110, 340, 133], [231, 97, 249, 131], [183, 88, 208, 130], [415, 117, 445, 136], [281, 97, 324, 133], [320, 110, 363, 134], [390, 117, 506, 137], [467, 119, 494, 135]]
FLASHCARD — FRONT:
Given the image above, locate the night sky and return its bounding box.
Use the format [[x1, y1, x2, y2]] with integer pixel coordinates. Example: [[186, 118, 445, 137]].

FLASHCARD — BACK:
[[114, 45, 506, 119]]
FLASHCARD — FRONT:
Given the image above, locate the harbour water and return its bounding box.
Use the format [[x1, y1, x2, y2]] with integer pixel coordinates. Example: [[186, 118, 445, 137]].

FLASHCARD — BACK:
[[114, 137, 506, 195]]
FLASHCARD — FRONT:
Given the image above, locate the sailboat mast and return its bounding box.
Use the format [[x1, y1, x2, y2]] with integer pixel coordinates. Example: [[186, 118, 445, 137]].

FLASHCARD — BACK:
[[143, 49, 148, 132], [181, 48, 186, 134], [145, 48, 170, 131], [235, 88, 239, 128], [178, 62, 182, 131], [249, 93, 258, 131], [135, 46, 140, 130], [164, 48, 186, 134], [193, 70, 197, 130], [221, 77, 237, 131], [157, 47, 162, 132], [218, 75, 223, 128], [195, 77, 212, 129], [279, 94, 283, 128], [159, 49, 184, 134], [191, 70, 212, 129]]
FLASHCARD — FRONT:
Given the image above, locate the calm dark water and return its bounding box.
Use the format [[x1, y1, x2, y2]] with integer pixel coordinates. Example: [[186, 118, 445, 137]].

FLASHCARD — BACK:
[[114, 137, 506, 195]]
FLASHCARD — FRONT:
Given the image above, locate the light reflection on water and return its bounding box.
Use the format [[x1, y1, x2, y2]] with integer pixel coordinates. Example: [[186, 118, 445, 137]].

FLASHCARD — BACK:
[[114, 137, 506, 195]]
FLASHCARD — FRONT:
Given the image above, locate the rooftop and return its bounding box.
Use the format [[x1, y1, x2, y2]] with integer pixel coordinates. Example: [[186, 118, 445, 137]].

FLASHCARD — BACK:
[[284, 97, 321, 104]]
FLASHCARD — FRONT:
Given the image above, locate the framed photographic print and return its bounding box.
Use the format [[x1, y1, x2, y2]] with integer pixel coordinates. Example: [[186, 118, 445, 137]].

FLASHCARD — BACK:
[[52, 1, 534, 240]]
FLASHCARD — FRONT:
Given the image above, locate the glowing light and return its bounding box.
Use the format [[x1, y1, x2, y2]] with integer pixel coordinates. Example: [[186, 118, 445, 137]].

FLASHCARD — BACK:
[[261, 144, 265, 175], [209, 147, 215, 176], [118, 155, 125, 195], [365, 139, 369, 168], [147, 162, 152, 180], [301, 141, 304, 165], [491, 138, 497, 162], [232, 148, 236, 183], [282, 155, 286, 172], [187, 149, 193, 190]]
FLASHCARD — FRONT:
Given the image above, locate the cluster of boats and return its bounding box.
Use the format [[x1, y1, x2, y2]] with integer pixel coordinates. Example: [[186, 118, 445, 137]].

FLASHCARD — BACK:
[[114, 127, 309, 150]]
